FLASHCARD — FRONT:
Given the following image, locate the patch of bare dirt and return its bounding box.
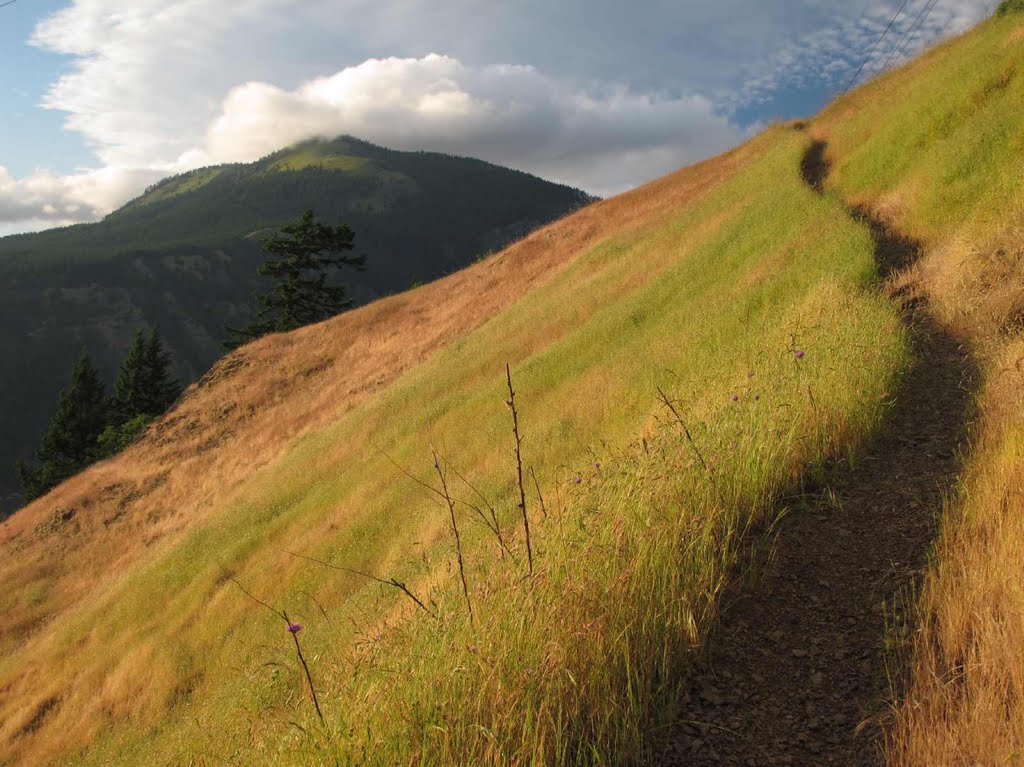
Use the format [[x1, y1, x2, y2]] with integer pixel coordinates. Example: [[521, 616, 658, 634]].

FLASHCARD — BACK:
[[653, 140, 978, 766]]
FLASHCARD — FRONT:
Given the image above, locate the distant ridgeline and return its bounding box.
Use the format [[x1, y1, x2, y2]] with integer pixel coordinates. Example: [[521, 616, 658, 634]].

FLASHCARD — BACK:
[[0, 136, 594, 514]]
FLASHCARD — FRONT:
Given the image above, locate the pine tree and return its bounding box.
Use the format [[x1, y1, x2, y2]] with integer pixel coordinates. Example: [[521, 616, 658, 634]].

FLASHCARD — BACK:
[[99, 327, 180, 458], [140, 327, 180, 416], [18, 351, 107, 501], [110, 329, 147, 425], [226, 209, 363, 346], [111, 327, 180, 424]]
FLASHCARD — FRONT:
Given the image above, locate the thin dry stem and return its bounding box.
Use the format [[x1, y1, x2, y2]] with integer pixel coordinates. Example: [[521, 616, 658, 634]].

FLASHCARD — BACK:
[[530, 466, 548, 519], [506, 363, 533, 575], [656, 386, 728, 508], [285, 550, 436, 619], [226, 571, 325, 724], [432, 446, 473, 624]]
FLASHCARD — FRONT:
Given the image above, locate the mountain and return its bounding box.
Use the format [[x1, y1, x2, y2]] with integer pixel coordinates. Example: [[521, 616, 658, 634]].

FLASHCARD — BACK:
[[0, 6, 1022, 765], [0, 136, 593, 513]]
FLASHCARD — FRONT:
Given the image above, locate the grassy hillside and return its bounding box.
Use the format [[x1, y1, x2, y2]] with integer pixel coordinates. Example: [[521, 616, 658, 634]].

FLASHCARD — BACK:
[[0, 136, 591, 513], [0, 120, 908, 763], [1, 7, 1021, 765], [811, 6, 1024, 762]]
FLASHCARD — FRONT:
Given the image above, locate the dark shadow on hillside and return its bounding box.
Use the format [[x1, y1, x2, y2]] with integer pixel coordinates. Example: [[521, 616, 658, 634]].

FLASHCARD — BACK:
[[653, 139, 978, 766]]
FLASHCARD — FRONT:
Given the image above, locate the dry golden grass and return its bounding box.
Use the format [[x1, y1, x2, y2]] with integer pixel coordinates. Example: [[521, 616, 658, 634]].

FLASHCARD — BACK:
[[814, 10, 1024, 763], [0, 140, 755, 764], [886, 219, 1024, 765], [890, 335, 1024, 764]]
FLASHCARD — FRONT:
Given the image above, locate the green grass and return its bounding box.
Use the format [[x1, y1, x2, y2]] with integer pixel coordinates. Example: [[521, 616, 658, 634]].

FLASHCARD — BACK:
[[131, 168, 226, 207], [819, 12, 1024, 243], [36, 127, 908, 765], [264, 150, 373, 174]]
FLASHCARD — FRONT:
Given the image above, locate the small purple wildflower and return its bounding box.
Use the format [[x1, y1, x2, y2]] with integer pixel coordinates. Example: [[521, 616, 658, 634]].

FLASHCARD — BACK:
[[747, 371, 755, 378], [795, 350, 806, 359], [731, 394, 740, 402], [594, 462, 601, 469], [287, 622, 303, 634], [755, 394, 761, 401], [574, 476, 582, 484]]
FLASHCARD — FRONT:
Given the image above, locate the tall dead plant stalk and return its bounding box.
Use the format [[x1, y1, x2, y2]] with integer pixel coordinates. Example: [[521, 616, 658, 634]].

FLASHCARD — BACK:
[[506, 363, 533, 575], [432, 446, 474, 624]]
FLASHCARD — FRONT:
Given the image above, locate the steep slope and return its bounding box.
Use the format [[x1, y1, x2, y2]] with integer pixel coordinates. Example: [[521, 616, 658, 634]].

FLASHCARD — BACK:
[[1, 8, 1021, 764], [0, 122, 908, 765], [810, 6, 1024, 762], [0, 136, 591, 513], [665, 7, 1024, 764], [661, 143, 977, 767]]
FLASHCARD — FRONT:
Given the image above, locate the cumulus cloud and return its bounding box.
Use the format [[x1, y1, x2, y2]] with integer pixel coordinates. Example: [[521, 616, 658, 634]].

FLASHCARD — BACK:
[[0, 52, 748, 224], [0, 165, 164, 226], [0, 0, 995, 232], [195, 55, 748, 195]]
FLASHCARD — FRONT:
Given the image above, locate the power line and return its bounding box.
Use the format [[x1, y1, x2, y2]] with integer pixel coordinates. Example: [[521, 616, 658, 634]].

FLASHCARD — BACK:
[[883, 0, 940, 73], [843, 0, 914, 93], [0, 1, 16, 8]]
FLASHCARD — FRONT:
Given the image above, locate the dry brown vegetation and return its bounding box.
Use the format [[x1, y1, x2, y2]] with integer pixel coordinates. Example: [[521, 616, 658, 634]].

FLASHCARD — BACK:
[[0, 140, 756, 763], [884, 223, 1024, 764]]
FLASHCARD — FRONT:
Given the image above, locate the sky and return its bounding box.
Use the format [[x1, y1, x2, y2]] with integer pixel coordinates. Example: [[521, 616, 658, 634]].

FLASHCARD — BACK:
[[0, 0, 999, 235]]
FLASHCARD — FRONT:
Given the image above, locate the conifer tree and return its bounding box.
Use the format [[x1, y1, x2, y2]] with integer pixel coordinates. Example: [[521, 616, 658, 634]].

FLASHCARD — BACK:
[[110, 327, 179, 424], [100, 327, 180, 457], [140, 327, 180, 415], [110, 329, 147, 425], [226, 209, 363, 346], [17, 351, 107, 501]]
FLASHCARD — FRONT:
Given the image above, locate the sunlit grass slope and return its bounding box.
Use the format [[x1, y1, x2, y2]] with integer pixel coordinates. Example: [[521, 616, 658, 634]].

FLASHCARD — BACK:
[[0, 122, 907, 765], [812, 6, 1024, 763]]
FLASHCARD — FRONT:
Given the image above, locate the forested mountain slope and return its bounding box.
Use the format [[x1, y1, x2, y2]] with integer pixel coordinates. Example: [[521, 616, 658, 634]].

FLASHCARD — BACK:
[[0, 136, 592, 512]]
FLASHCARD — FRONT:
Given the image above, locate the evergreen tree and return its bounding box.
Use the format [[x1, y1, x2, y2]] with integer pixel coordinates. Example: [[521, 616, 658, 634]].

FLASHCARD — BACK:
[[100, 327, 180, 458], [227, 209, 363, 346], [111, 326, 180, 424], [110, 329, 147, 425], [18, 351, 107, 501], [139, 327, 180, 416]]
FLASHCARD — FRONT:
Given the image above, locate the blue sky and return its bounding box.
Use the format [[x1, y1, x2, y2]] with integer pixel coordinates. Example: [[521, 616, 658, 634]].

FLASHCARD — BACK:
[[0, 0, 997, 234], [0, 0, 89, 176]]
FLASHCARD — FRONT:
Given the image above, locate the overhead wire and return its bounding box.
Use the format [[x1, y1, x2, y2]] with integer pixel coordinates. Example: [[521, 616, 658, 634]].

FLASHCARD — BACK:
[[843, 0, 915, 93], [882, 0, 941, 73]]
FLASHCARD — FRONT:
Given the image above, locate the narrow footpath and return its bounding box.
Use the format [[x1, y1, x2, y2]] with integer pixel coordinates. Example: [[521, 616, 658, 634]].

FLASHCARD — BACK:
[[655, 140, 977, 766]]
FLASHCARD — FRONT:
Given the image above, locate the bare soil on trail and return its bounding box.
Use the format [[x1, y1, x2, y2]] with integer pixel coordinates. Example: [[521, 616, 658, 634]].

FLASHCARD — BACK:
[[653, 140, 978, 766]]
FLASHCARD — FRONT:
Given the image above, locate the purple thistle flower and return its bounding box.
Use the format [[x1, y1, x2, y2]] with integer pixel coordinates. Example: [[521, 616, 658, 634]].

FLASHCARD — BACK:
[[795, 350, 806, 359], [731, 394, 740, 402], [594, 462, 601, 469], [287, 622, 303, 634], [755, 395, 761, 401], [574, 476, 582, 484], [747, 371, 755, 378]]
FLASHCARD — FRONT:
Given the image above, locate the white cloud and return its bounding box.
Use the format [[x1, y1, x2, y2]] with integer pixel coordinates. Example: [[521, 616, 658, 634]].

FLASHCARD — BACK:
[[197, 55, 747, 195], [0, 51, 747, 225], [0, 0, 995, 231], [0, 165, 165, 226]]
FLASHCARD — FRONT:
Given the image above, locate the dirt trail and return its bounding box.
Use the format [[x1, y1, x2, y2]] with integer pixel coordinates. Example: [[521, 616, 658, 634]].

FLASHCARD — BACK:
[[654, 140, 977, 766]]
